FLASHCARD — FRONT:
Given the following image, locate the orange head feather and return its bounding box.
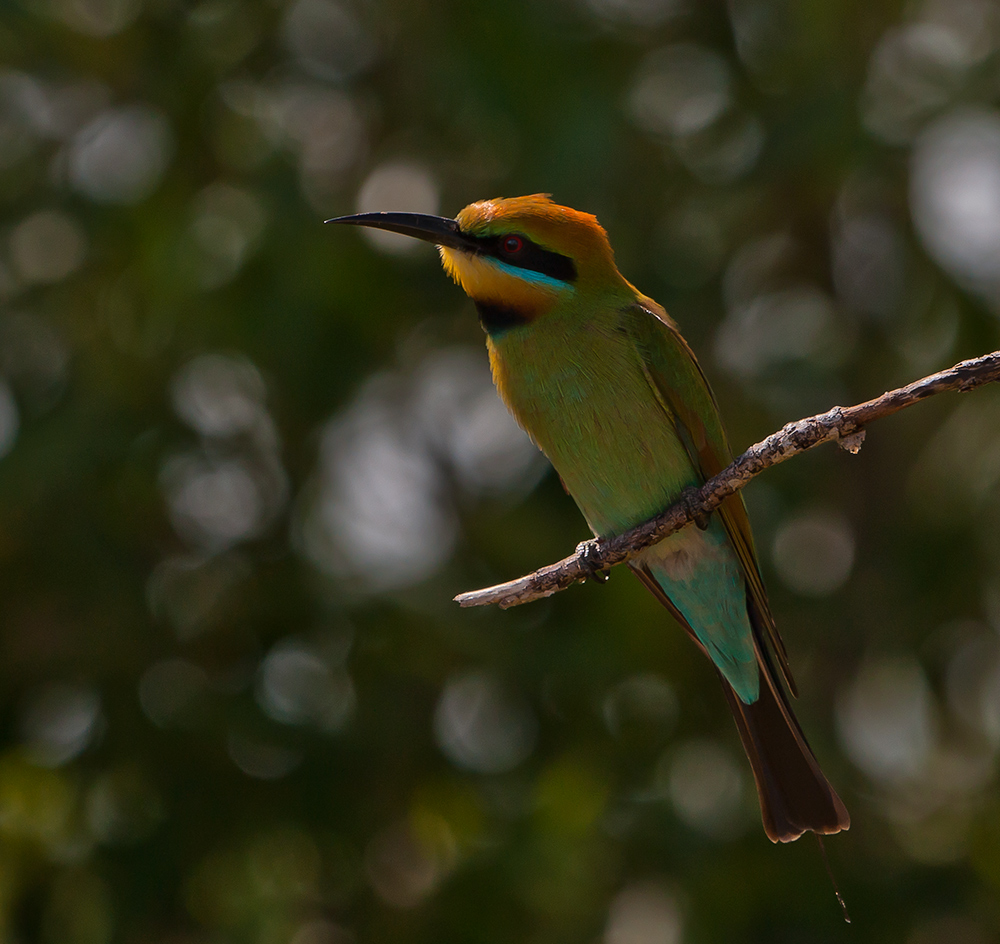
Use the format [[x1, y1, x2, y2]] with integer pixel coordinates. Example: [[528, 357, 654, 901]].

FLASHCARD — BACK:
[[439, 195, 628, 323]]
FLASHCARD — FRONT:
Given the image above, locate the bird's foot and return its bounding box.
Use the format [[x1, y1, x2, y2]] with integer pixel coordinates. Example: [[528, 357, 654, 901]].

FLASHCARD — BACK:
[[575, 539, 610, 584], [681, 486, 711, 530]]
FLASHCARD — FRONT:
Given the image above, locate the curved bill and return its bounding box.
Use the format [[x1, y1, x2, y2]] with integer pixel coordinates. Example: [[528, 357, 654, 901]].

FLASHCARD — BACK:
[[324, 212, 477, 253]]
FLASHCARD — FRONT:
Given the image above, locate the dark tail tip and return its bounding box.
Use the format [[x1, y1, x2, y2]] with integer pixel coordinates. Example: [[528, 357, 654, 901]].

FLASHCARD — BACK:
[[722, 673, 849, 843]]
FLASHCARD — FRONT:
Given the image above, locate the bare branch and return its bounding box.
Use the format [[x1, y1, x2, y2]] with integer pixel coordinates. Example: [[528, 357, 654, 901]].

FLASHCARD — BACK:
[[455, 349, 1000, 609]]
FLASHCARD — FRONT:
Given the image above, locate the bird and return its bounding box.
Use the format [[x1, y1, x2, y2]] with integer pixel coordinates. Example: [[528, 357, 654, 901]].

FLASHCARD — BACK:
[[327, 194, 849, 843]]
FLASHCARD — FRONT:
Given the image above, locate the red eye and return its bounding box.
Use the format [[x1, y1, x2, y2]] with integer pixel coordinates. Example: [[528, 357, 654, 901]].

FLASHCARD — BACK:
[[503, 235, 523, 254]]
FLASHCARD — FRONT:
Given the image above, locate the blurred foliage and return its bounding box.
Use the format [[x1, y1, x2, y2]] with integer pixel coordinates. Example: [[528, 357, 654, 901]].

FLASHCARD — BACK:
[[1, 0, 1000, 941]]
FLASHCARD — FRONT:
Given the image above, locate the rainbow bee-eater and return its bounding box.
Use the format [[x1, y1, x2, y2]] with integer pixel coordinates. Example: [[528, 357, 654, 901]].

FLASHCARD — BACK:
[[328, 194, 849, 843]]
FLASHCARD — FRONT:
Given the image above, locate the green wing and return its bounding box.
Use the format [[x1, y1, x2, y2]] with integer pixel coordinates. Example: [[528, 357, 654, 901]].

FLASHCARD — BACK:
[[623, 297, 796, 695]]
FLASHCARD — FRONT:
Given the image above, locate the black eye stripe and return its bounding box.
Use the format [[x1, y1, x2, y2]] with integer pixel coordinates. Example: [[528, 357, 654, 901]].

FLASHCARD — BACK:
[[471, 233, 577, 284]]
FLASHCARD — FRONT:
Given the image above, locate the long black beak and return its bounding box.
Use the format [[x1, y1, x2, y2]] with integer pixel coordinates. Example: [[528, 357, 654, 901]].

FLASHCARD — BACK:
[[324, 212, 478, 253]]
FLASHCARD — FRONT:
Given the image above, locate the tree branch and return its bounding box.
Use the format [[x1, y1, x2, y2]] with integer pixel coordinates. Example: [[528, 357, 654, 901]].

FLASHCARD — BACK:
[[455, 350, 1000, 609]]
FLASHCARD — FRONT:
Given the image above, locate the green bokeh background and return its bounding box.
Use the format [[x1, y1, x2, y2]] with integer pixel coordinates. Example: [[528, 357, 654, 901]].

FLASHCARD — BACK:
[[2, 0, 1000, 941]]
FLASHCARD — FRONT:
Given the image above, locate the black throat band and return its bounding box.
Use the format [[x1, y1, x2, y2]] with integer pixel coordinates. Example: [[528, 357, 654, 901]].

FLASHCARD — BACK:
[[475, 300, 533, 335]]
